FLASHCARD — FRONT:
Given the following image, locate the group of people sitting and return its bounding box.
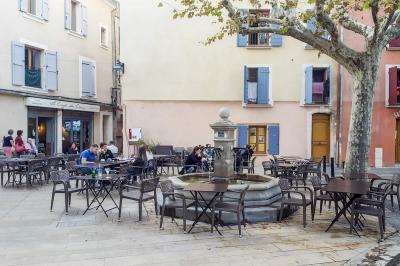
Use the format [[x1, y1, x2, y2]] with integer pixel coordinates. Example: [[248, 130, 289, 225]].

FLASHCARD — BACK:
[[78, 142, 118, 165], [180, 145, 214, 174]]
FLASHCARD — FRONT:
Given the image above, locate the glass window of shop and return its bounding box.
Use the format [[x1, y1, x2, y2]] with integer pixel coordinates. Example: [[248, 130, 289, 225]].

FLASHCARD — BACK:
[[62, 111, 93, 153], [27, 108, 56, 155]]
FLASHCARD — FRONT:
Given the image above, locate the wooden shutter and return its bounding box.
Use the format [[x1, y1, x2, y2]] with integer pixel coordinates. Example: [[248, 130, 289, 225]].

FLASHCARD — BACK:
[[81, 5, 88, 36], [237, 9, 248, 47], [389, 66, 398, 105], [257, 67, 269, 104], [19, 0, 28, 12], [238, 125, 248, 148], [41, 0, 49, 20], [45, 51, 58, 91], [270, 24, 282, 47], [12, 42, 25, 86], [268, 125, 279, 155], [389, 38, 400, 48], [305, 65, 313, 104], [244, 66, 248, 104], [65, 0, 71, 30]]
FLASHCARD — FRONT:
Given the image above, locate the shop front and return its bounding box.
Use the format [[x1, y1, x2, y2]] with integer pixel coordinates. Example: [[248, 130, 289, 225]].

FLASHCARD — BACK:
[[27, 107, 57, 155], [62, 111, 94, 153]]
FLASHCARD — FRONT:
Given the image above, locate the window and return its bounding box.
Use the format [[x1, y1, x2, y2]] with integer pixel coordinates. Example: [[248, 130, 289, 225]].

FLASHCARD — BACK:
[[12, 42, 58, 90], [80, 57, 96, 97], [244, 66, 270, 105], [388, 66, 400, 105], [65, 0, 87, 36], [388, 38, 400, 49], [19, 0, 48, 20], [237, 9, 282, 47], [100, 26, 107, 47], [25, 46, 42, 88], [305, 66, 331, 105], [249, 126, 266, 153]]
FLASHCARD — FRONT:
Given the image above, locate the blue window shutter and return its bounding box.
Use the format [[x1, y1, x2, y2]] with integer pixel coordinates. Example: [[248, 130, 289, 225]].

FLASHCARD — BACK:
[[325, 65, 331, 101], [45, 51, 58, 91], [238, 125, 248, 148], [257, 67, 269, 104], [305, 65, 313, 104], [268, 125, 279, 155], [19, 0, 27, 12], [12, 42, 25, 86], [41, 0, 49, 20], [270, 24, 282, 47], [81, 5, 88, 36], [244, 66, 248, 104], [237, 9, 248, 47]]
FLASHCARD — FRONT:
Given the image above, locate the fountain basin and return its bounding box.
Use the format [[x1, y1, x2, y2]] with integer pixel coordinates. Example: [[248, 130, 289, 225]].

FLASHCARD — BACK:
[[165, 173, 285, 223]]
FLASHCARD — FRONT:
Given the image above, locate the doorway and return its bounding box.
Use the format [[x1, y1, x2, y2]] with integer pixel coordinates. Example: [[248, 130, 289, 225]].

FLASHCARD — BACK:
[[395, 119, 400, 163], [312, 113, 330, 161], [248, 126, 266, 154], [27, 111, 56, 155], [62, 119, 93, 153]]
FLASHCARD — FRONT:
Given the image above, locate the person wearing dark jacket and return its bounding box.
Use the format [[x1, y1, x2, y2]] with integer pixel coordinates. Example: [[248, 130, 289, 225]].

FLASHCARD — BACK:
[[99, 142, 114, 161], [128, 146, 147, 177], [181, 146, 207, 174], [67, 142, 79, 155]]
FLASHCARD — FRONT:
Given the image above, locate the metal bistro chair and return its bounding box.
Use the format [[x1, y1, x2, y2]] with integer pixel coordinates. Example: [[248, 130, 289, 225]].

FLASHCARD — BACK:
[[20, 154, 36, 159], [16, 159, 45, 186], [262, 160, 274, 175], [351, 181, 393, 240], [279, 178, 315, 228], [310, 175, 339, 215], [159, 179, 194, 231], [45, 157, 63, 182], [211, 185, 250, 237], [49, 170, 89, 214], [118, 176, 160, 221], [370, 174, 400, 210]]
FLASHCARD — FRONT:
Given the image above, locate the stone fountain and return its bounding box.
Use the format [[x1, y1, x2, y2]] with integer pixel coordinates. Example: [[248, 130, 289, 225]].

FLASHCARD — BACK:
[[167, 108, 286, 223]]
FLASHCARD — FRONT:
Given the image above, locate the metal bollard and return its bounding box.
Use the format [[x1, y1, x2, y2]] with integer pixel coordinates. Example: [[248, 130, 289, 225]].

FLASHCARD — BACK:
[[322, 156, 327, 173], [330, 157, 335, 177]]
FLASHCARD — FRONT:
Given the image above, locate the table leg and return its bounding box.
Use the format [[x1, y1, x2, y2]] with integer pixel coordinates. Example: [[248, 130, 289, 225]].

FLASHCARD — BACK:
[[83, 181, 109, 217], [96, 178, 120, 212]]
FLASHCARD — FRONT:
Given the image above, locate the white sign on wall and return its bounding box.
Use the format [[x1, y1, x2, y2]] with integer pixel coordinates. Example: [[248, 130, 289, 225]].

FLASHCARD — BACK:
[[128, 128, 142, 142], [25, 97, 100, 112]]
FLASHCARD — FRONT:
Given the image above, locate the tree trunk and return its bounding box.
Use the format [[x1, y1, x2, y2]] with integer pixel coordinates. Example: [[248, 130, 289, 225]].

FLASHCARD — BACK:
[[344, 62, 379, 180]]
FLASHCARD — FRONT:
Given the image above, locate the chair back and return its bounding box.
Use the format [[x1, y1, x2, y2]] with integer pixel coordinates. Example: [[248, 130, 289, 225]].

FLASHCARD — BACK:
[[140, 177, 160, 193], [310, 175, 322, 190], [251, 156, 256, 167], [28, 159, 45, 171], [48, 157, 62, 166], [21, 154, 36, 159], [392, 174, 400, 185], [0, 155, 7, 160], [381, 180, 394, 201], [155, 145, 173, 155], [64, 161, 76, 170], [37, 153, 46, 158], [238, 185, 250, 205], [118, 164, 130, 175], [278, 178, 291, 192], [67, 154, 79, 162], [262, 160, 272, 170], [160, 179, 174, 195], [49, 170, 70, 183]]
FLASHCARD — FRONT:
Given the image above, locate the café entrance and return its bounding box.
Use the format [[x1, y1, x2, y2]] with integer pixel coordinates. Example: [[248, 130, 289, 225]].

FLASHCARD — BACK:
[[62, 111, 93, 153]]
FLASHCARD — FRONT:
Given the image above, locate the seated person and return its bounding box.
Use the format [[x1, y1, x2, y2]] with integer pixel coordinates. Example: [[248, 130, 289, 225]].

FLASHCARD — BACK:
[[144, 145, 154, 160], [107, 141, 118, 155], [25, 138, 38, 156], [128, 146, 147, 177], [181, 146, 207, 174], [99, 142, 114, 161], [67, 142, 79, 155], [242, 144, 254, 167], [78, 144, 99, 174]]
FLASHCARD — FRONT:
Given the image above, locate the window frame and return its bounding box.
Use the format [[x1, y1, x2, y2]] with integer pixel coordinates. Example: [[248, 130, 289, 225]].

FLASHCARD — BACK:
[[302, 64, 331, 106], [247, 9, 271, 48], [385, 64, 400, 106], [248, 125, 267, 154], [244, 64, 273, 107], [99, 24, 109, 48]]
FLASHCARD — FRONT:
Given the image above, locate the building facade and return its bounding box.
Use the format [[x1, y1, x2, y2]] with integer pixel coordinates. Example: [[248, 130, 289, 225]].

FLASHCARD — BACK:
[[0, 0, 120, 155], [120, 0, 339, 160], [340, 12, 400, 167]]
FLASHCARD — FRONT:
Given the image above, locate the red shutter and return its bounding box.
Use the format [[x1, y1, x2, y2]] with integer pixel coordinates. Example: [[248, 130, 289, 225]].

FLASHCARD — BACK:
[[389, 38, 400, 48], [389, 66, 398, 105]]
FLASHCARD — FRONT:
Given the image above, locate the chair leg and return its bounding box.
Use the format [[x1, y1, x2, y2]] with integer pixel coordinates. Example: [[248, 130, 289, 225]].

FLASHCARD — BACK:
[[242, 209, 246, 228], [211, 206, 215, 234], [237, 212, 242, 237], [64, 192, 69, 213], [334, 201, 339, 215], [50, 185, 56, 211], [350, 210, 354, 234], [154, 192, 158, 216], [391, 195, 394, 208], [311, 204, 315, 221], [319, 199, 323, 214], [183, 203, 187, 232], [86, 188, 89, 207], [303, 206, 306, 228], [279, 203, 284, 221], [159, 199, 166, 229], [378, 215, 384, 240], [118, 196, 123, 221], [69, 193, 72, 206], [139, 199, 143, 221]]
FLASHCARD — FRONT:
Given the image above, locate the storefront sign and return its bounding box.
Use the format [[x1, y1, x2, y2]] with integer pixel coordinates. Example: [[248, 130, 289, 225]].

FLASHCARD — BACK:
[[25, 97, 100, 112], [128, 128, 142, 142]]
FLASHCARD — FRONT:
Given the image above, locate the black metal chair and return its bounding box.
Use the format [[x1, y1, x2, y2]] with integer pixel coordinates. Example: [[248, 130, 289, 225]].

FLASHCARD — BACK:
[[310, 175, 339, 215], [262, 160, 273, 175], [211, 185, 249, 237], [16, 159, 45, 186], [49, 170, 89, 213], [351, 181, 393, 240], [278, 178, 315, 228], [370, 174, 400, 210], [159, 179, 194, 231], [118, 176, 160, 221], [45, 157, 63, 182]]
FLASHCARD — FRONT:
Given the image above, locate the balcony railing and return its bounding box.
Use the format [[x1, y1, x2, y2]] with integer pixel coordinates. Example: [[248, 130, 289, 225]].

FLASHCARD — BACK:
[[25, 67, 41, 88]]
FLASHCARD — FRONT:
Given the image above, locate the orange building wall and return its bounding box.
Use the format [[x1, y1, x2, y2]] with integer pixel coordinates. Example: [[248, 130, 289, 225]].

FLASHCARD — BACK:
[[340, 12, 400, 167]]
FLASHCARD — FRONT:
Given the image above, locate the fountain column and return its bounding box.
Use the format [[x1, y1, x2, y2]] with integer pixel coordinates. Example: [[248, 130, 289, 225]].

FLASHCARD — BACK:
[[210, 108, 238, 180]]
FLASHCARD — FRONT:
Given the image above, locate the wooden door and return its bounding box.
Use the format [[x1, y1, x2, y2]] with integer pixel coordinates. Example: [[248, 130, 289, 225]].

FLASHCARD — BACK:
[[249, 126, 266, 154], [396, 119, 400, 163], [312, 114, 330, 161]]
